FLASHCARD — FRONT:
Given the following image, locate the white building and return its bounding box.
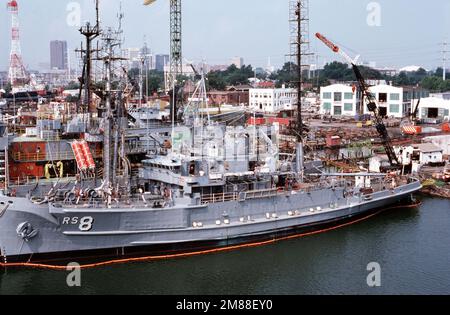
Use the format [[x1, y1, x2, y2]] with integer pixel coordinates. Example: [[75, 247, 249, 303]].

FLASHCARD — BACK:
[[412, 97, 450, 122], [364, 84, 404, 118], [399, 65, 424, 73], [423, 135, 450, 155], [320, 84, 404, 118], [250, 87, 297, 113], [430, 92, 450, 100], [320, 84, 360, 116], [413, 143, 444, 165], [371, 143, 444, 173]]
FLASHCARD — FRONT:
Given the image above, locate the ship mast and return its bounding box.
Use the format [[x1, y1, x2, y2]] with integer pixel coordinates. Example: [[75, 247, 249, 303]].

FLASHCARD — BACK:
[[77, 0, 100, 114], [295, 1, 304, 181], [103, 32, 114, 187], [99, 29, 126, 189]]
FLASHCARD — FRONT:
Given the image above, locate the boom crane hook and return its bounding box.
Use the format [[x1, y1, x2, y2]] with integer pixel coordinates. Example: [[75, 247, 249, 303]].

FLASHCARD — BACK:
[[316, 33, 400, 168]]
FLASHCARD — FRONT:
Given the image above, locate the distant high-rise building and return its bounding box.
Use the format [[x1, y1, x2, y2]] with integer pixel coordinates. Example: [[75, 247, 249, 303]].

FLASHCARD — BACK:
[[141, 43, 155, 70], [50, 40, 68, 70], [122, 48, 139, 69], [231, 57, 244, 69], [155, 54, 169, 72]]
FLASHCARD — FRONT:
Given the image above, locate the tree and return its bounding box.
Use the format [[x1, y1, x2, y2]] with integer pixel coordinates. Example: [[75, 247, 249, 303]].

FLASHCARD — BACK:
[[64, 81, 80, 90], [320, 61, 352, 81], [146, 70, 165, 95], [207, 71, 226, 90], [5, 82, 12, 94], [421, 76, 450, 92], [206, 64, 255, 90], [270, 62, 298, 87]]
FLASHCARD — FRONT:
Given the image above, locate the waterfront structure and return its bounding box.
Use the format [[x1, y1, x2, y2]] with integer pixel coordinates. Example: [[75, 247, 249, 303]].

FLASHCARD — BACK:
[[320, 84, 360, 116], [412, 143, 444, 165], [412, 97, 450, 122], [320, 84, 404, 118], [250, 86, 298, 113], [364, 84, 404, 118], [430, 92, 450, 101]]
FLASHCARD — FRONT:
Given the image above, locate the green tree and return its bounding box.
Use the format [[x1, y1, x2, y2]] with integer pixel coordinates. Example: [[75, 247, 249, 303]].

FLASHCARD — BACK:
[[146, 70, 165, 95], [421, 76, 450, 92], [64, 81, 80, 90], [206, 64, 255, 90], [207, 71, 226, 90], [5, 82, 12, 94], [270, 62, 298, 87]]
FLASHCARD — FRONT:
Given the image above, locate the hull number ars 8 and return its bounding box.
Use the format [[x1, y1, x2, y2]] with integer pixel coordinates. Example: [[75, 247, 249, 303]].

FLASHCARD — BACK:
[[62, 216, 94, 231]]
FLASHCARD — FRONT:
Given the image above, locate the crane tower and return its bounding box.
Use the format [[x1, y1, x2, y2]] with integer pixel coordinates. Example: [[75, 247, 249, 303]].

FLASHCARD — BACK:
[[7, 0, 28, 88], [144, 0, 182, 91]]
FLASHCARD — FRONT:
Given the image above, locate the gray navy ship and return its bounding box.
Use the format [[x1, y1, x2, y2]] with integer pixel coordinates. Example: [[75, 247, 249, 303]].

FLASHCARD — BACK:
[[0, 3, 422, 265]]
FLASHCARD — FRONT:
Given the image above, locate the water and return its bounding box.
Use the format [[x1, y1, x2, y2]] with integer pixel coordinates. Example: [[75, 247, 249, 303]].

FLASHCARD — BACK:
[[1, 197, 449, 295]]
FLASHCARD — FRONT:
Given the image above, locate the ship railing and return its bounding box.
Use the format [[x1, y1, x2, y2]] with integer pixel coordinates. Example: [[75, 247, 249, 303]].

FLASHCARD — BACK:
[[11, 152, 48, 162], [9, 174, 80, 187], [244, 188, 280, 200], [201, 192, 239, 204], [57, 196, 163, 209], [11, 151, 75, 162]]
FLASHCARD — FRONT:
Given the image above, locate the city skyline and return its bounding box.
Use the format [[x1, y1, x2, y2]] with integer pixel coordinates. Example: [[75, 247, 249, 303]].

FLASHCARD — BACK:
[[0, 0, 449, 72]]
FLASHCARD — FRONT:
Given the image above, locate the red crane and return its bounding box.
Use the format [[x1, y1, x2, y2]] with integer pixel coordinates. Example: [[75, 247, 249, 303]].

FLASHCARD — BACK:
[[316, 33, 400, 168]]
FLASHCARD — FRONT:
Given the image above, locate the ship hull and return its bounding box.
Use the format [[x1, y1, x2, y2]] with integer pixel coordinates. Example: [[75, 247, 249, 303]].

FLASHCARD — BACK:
[[0, 180, 421, 265]]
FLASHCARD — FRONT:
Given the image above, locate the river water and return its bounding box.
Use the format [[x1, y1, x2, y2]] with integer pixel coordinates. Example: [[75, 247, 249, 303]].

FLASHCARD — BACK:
[[1, 197, 449, 295]]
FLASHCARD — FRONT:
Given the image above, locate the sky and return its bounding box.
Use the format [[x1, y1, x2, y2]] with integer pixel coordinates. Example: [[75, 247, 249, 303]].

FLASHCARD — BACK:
[[0, 0, 449, 72]]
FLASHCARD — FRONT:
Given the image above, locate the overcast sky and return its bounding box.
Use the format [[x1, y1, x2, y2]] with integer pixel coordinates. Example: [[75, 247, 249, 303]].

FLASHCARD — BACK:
[[0, 0, 449, 71]]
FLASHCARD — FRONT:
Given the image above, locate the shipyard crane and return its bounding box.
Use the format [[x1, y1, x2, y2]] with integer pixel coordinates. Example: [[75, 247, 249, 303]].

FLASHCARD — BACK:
[[316, 33, 400, 168], [144, 0, 182, 91]]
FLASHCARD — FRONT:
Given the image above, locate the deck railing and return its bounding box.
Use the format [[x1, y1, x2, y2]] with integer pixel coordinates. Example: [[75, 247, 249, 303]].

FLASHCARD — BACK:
[[11, 149, 103, 162], [201, 192, 239, 204]]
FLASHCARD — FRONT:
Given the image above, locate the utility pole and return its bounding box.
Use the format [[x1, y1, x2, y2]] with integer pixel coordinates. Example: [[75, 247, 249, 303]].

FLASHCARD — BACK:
[[441, 40, 449, 81]]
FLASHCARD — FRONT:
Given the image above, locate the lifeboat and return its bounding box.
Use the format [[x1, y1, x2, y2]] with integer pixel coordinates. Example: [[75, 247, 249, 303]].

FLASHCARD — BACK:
[[71, 141, 88, 171], [80, 141, 96, 170]]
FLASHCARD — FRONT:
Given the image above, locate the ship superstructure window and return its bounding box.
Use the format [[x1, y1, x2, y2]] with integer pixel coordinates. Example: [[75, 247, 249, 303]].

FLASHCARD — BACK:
[[189, 162, 196, 176], [323, 102, 331, 111], [344, 103, 353, 112]]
